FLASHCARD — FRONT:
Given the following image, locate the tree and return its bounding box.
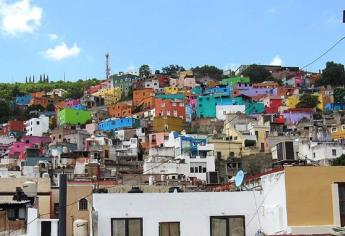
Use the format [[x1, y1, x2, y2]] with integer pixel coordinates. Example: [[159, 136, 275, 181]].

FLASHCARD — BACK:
[[316, 61, 345, 87], [192, 65, 223, 80], [0, 100, 10, 123], [241, 64, 272, 83], [139, 65, 151, 78], [154, 70, 161, 75], [296, 93, 319, 108], [161, 65, 185, 76], [46, 103, 55, 112], [332, 154, 345, 166]]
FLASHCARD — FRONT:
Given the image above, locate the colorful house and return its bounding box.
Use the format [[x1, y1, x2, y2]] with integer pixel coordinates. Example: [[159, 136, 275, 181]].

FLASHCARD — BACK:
[[58, 108, 91, 126], [110, 74, 140, 97], [196, 95, 232, 118], [155, 98, 185, 120], [153, 116, 184, 132], [164, 87, 179, 94], [133, 88, 154, 107], [221, 76, 250, 87], [204, 85, 231, 96], [15, 95, 32, 106], [92, 87, 122, 105], [0, 120, 25, 137], [232, 83, 277, 97], [98, 118, 140, 132], [29, 96, 54, 108], [107, 102, 132, 118], [155, 93, 185, 100]]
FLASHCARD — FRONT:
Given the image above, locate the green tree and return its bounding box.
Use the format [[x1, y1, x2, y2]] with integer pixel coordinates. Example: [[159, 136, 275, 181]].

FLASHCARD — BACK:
[[333, 88, 345, 103], [332, 154, 345, 166], [296, 94, 319, 108], [161, 65, 185, 76], [316, 61, 345, 86], [241, 64, 272, 83], [0, 100, 10, 123], [139, 65, 151, 78], [192, 65, 223, 80]]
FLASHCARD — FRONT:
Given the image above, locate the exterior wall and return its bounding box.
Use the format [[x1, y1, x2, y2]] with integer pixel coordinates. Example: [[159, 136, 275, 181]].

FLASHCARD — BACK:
[[93, 192, 261, 236], [164, 86, 179, 94], [67, 184, 93, 236], [298, 141, 345, 164], [221, 76, 250, 87], [133, 88, 154, 107], [0, 120, 25, 137], [285, 166, 345, 228], [107, 103, 132, 118], [58, 108, 91, 126], [25, 116, 49, 136], [148, 133, 169, 148], [155, 98, 185, 120], [216, 105, 245, 120], [259, 170, 288, 235], [30, 96, 53, 108], [208, 139, 243, 160], [85, 123, 98, 135], [152, 116, 184, 133], [92, 87, 122, 105], [98, 118, 140, 132], [16, 95, 32, 106]]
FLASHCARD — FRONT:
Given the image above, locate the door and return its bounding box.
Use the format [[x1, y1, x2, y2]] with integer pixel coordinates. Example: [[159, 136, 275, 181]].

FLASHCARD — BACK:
[[338, 183, 345, 226], [41, 221, 51, 236]]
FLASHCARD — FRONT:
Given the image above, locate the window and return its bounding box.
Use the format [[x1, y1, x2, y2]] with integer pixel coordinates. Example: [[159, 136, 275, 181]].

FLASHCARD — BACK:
[[332, 149, 337, 156], [36, 121, 40, 125], [159, 222, 180, 236], [112, 218, 142, 236], [78, 198, 88, 211], [190, 167, 194, 173], [332, 127, 337, 133], [210, 216, 245, 236]]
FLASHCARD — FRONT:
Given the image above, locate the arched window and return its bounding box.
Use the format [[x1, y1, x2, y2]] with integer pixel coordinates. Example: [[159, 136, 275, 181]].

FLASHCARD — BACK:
[[79, 198, 88, 211]]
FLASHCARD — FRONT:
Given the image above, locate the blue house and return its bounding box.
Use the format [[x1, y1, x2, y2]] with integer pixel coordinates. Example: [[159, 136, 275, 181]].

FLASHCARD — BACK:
[[204, 85, 232, 96], [325, 103, 345, 111], [98, 118, 140, 132], [15, 95, 32, 106]]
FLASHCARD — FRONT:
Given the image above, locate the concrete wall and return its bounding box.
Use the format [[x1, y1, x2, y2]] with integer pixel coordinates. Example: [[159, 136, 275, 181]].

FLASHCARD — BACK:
[[93, 192, 261, 236]]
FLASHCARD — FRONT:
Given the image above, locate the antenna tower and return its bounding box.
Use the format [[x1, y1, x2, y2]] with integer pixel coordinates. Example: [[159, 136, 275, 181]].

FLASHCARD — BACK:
[[105, 52, 111, 80]]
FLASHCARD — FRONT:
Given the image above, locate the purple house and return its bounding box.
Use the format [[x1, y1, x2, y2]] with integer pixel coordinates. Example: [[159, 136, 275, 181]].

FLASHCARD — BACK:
[[282, 108, 313, 125], [233, 83, 277, 97]]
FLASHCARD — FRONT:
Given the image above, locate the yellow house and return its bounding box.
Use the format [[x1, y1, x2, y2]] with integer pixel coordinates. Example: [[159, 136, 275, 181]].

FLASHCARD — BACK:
[[285, 95, 299, 108], [92, 87, 122, 105], [248, 166, 345, 235], [222, 123, 245, 146], [164, 86, 179, 94], [331, 124, 345, 141]]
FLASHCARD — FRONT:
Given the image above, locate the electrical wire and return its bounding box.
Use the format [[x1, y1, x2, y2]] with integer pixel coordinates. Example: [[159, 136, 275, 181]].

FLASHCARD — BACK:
[[301, 36, 345, 70]]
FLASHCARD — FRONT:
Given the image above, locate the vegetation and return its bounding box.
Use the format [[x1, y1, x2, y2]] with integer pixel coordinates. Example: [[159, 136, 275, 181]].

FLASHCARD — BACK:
[[315, 61, 345, 87], [161, 65, 185, 76], [332, 154, 345, 166], [191, 65, 223, 80], [139, 64, 151, 78], [241, 64, 272, 83], [296, 93, 319, 108]]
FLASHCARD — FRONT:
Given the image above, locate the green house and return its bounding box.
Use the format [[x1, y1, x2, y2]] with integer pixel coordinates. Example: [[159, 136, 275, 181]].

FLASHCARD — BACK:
[[58, 108, 91, 126], [156, 93, 185, 100], [221, 76, 250, 87]]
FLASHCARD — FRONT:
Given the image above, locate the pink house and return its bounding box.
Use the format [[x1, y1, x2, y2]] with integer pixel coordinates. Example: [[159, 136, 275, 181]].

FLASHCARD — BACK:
[[9, 142, 35, 160], [65, 99, 81, 107], [85, 123, 98, 135], [186, 95, 197, 110], [148, 132, 169, 148]]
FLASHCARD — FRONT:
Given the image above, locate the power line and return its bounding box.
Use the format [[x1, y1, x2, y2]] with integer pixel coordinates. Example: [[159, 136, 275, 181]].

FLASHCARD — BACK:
[[301, 36, 345, 70]]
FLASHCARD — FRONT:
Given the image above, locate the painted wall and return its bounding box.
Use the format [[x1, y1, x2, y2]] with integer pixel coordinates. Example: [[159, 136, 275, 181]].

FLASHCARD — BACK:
[[93, 192, 261, 236]]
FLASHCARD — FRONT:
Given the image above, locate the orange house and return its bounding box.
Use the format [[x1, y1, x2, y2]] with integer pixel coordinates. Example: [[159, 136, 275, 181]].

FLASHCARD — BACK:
[[29, 96, 53, 108], [107, 103, 132, 118], [133, 88, 154, 107], [31, 91, 46, 98]]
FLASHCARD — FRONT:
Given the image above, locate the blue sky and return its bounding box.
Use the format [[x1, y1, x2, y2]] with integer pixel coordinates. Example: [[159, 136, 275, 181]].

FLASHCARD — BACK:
[[0, 0, 344, 82]]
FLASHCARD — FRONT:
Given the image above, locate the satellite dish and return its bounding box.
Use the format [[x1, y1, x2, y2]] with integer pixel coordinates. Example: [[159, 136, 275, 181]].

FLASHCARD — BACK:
[[234, 170, 245, 188]]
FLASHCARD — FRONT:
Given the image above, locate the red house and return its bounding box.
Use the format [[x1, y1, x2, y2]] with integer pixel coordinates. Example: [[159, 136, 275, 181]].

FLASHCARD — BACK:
[[155, 98, 185, 120]]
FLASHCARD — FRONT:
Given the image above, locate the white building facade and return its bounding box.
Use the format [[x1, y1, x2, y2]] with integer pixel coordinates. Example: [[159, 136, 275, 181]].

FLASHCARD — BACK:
[[25, 115, 49, 136]]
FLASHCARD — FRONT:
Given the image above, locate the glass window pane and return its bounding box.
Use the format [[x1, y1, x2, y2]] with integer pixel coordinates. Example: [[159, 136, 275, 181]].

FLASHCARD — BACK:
[[229, 217, 244, 236], [211, 218, 227, 236], [112, 219, 126, 236], [169, 223, 180, 236], [128, 219, 142, 236], [160, 223, 170, 236]]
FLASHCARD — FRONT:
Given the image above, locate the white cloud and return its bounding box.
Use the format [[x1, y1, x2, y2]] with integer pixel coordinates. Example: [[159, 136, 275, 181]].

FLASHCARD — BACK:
[[127, 65, 136, 72], [48, 33, 58, 40], [42, 42, 81, 61], [270, 55, 283, 66], [0, 0, 42, 35]]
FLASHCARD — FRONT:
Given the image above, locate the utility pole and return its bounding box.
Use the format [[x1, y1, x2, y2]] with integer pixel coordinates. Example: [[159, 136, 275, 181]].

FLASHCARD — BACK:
[[343, 10, 345, 23], [105, 52, 111, 80], [58, 174, 67, 236]]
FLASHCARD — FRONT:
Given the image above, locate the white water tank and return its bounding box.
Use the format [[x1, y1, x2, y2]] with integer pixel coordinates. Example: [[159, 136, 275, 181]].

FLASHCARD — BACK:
[[73, 219, 88, 236], [42, 172, 50, 179], [149, 175, 154, 185], [23, 181, 37, 197]]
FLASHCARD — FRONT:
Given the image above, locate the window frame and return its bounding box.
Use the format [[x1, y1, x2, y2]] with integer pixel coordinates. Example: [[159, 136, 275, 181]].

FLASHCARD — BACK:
[[210, 215, 245, 236], [111, 218, 143, 236], [159, 221, 180, 236], [78, 198, 88, 211]]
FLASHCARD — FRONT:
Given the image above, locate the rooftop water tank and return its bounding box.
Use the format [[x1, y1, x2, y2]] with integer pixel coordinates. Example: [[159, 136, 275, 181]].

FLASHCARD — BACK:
[[22, 181, 37, 197], [73, 219, 88, 236]]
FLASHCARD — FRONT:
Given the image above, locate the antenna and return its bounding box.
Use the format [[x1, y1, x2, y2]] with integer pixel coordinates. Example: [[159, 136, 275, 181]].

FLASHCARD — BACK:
[[105, 52, 111, 80], [234, 170, 245, 189]]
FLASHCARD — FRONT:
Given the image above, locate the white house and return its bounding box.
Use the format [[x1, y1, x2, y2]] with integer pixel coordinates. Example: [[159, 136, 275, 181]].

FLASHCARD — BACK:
[[144, 79, 160, 92], [25, 115, 49, 136], [298, 140, 345, 165], [92, 192, 261, 236], [216, 105, 246, 120]]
